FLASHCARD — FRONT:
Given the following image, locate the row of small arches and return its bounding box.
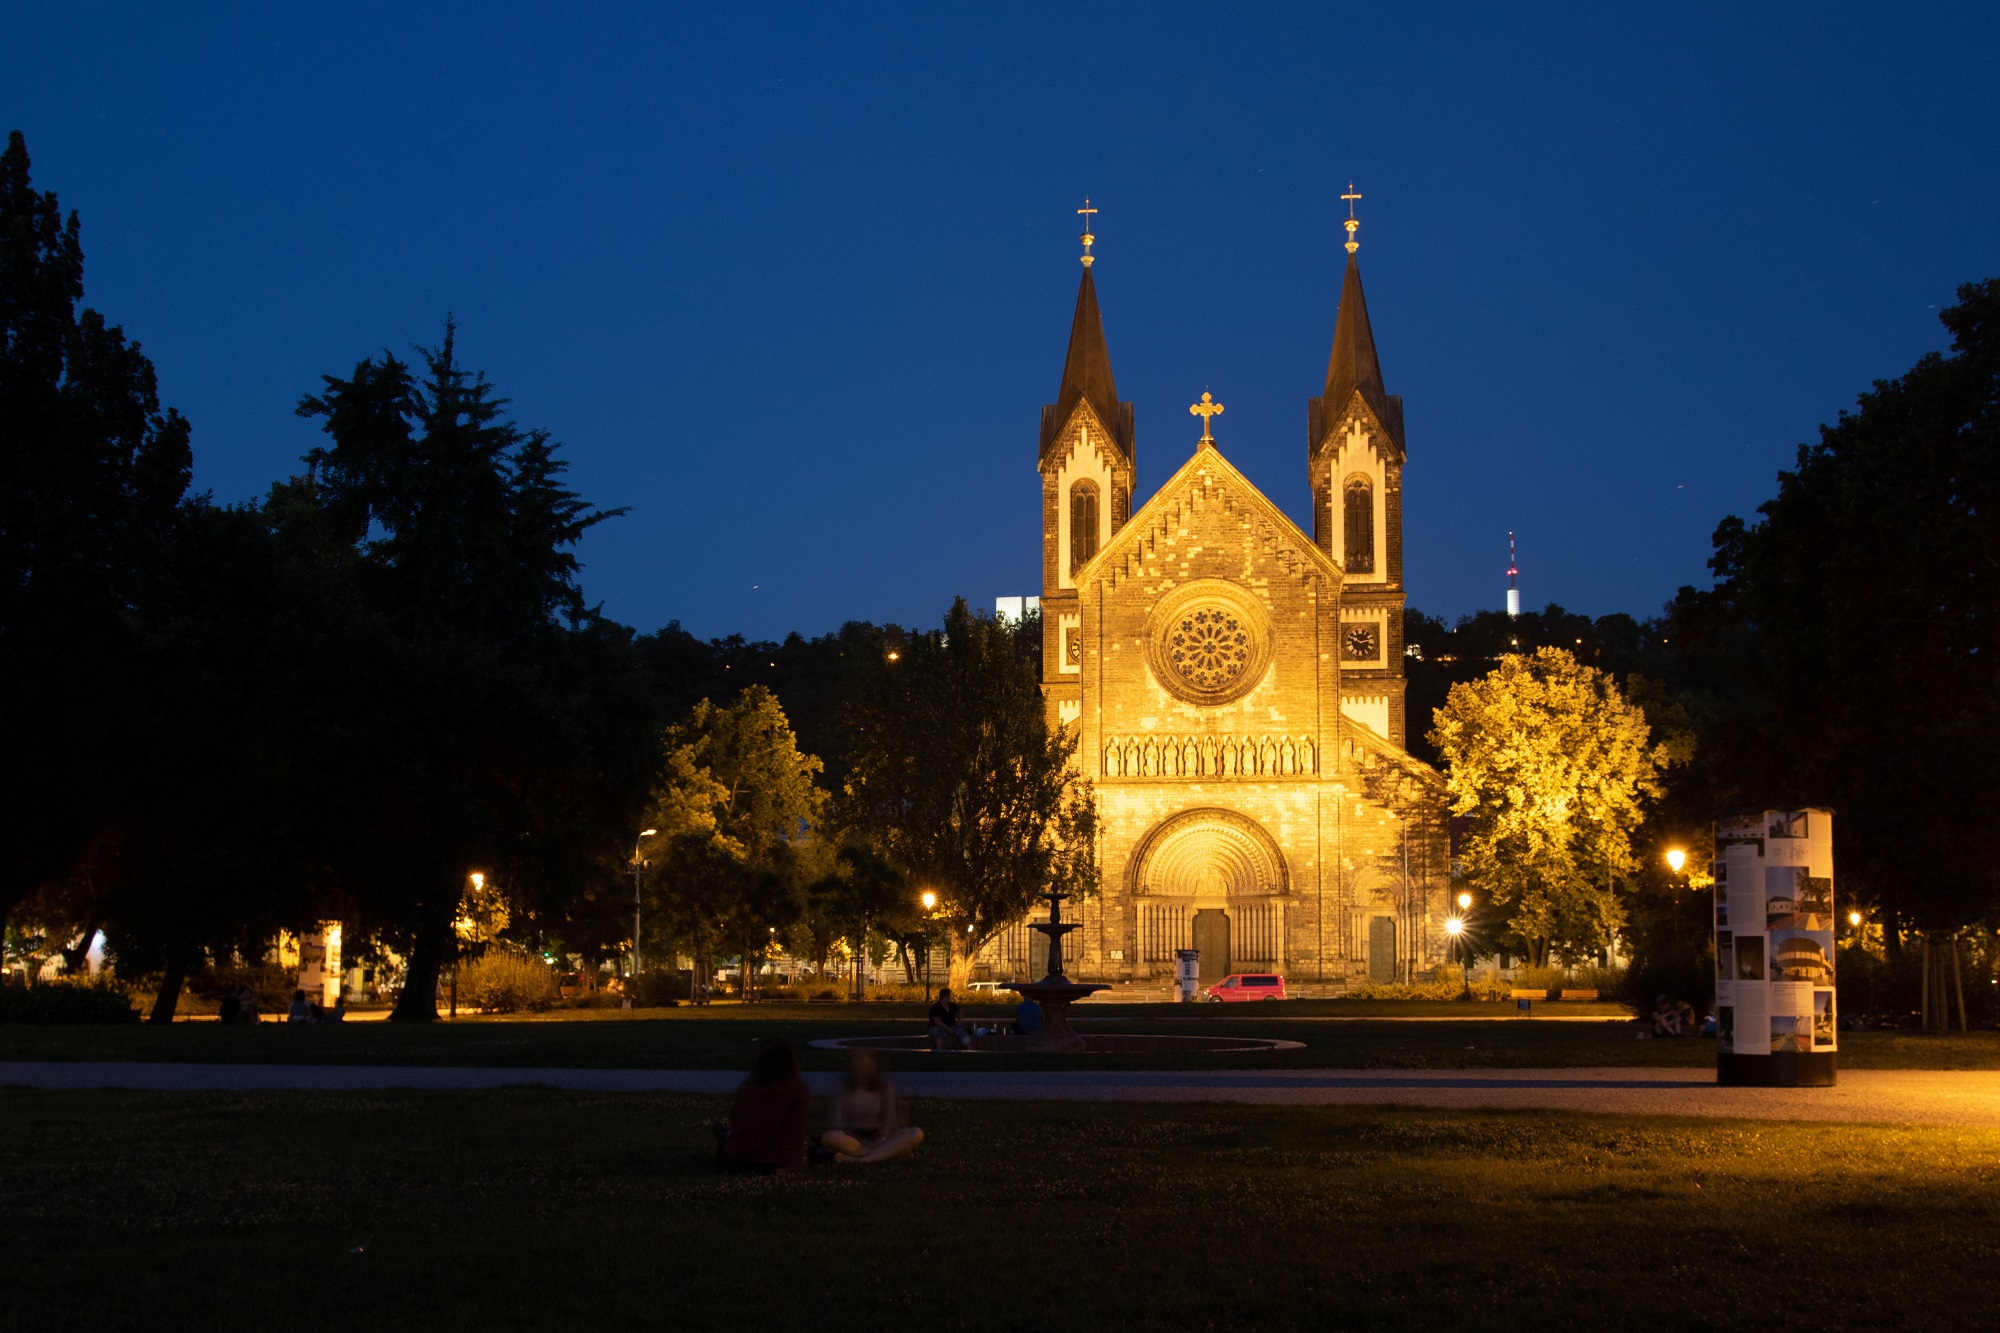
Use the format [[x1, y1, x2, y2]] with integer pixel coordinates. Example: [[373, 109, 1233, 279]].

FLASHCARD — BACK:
[[1103, 734, 1318, 779]]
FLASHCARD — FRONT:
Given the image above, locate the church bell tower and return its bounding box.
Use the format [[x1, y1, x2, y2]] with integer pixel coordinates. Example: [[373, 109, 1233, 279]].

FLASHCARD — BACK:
[[1039, 201, 1134, 726], [1308, 186, 1408, 746]]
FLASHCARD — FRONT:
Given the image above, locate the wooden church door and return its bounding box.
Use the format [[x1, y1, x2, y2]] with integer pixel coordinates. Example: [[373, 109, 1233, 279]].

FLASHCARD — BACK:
[[1193, 909, 1230, 981]]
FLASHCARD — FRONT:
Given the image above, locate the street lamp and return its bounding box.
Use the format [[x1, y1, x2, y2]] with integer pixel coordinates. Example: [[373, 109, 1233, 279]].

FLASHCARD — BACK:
[[1445, 916, 1471, 998], [920, 891, 938, 1003], [1457, 891, 1472, 911], [631, 828, 657, 984], [1664, 847, 1689, 947]]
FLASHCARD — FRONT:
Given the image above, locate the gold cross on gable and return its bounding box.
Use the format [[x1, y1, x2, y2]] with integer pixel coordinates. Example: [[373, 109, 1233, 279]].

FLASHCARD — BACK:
[[1078, 197, 1098, 267], [1189, 391, 1224, 444], [1341, 181, 1362, 254]]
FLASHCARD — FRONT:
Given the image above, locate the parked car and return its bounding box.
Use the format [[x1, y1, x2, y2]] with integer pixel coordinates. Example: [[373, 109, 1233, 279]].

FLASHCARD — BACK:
[[1202, 973, 1287, 1002]]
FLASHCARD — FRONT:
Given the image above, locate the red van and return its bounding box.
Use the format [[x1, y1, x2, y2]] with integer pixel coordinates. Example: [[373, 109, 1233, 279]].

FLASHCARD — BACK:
[[1202, 973, 1287, 1002]]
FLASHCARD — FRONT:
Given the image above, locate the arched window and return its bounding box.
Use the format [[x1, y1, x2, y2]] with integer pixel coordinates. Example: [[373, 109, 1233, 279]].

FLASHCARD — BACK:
[[1070, 479, 1100, 572], [1343, 476, 1375, 574]]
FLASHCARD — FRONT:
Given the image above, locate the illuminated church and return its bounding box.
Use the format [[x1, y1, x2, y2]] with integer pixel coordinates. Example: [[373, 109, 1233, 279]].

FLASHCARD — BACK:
[[984, 199, 1451, 990]]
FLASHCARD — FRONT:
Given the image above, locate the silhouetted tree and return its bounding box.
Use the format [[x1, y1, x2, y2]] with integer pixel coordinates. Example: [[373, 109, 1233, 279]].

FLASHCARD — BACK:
[[0, 130, 192, 947], [840, 599, 1097, 990], [1673, 278, 2000, 936], [294, 325, 655, 1020]]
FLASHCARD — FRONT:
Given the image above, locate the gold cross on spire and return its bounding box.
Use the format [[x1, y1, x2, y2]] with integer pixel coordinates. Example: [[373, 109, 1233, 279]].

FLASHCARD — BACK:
[[1189, 391, 1224, 445], [1341, 182, 1362, 255], [1078, 198, 1098, 268]]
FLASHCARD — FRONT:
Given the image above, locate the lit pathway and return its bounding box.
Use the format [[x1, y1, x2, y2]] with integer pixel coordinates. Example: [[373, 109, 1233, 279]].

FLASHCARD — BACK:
[[6, 1062, 2000, 1126]]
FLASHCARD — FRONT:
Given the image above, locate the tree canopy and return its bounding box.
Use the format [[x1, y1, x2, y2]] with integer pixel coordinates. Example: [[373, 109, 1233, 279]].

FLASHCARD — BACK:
[[839, 598, 1097, 989], [0, 130, 192, 942], [291, 325, 656, 1019], [1429, 647, 1668, 965], [1672, 278, 2000, 932]]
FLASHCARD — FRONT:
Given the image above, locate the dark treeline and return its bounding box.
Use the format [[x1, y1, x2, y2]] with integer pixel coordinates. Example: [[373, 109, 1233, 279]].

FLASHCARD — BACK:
[[6, 125, 1996, 1023], [1405, 278, 2000, 1017], [1, 131, 1093, 1018]]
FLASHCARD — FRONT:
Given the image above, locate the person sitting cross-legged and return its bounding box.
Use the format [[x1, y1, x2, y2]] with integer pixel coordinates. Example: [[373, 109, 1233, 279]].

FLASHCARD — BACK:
[[821, 1050, 923, 1165]]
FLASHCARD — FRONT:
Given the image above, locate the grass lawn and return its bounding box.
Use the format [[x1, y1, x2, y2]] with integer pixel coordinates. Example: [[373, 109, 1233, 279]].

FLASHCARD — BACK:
[[5, 1089, 1998, 1331], [4, 1003, 1999, 1071]]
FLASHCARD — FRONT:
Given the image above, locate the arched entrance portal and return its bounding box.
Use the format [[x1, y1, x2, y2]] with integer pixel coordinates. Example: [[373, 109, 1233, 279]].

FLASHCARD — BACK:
[[1130, 808, 1289, 982]]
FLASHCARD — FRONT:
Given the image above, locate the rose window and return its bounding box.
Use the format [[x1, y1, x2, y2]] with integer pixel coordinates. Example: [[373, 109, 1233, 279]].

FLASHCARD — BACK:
[[1168, 609, 1250, 691]]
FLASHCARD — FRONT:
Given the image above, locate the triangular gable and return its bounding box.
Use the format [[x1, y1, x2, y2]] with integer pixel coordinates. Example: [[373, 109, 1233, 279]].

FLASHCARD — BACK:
[[1312, 385, 1406, 465], [1074, 442, 1344, 591], [1040, 397, 1125, 474]]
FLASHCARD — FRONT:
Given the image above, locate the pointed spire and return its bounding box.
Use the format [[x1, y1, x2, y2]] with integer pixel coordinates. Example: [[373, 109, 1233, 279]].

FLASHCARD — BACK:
[[1043, 263, 1132, 461], [1316, 252, 1403, 454]]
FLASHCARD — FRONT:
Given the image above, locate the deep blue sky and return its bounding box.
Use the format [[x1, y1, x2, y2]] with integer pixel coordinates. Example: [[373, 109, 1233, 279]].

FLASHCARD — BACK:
[[9, 4, 1997, 640]]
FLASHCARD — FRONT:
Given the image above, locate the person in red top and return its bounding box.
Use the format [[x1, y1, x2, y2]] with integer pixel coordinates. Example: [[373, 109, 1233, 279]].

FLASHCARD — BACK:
[[718, 1039, 810, 1173]]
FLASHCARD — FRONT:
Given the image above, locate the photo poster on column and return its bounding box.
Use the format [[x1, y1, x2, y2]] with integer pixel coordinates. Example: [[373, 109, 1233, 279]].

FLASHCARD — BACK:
[[1771, 981, 1814, 1053], [1715, 807, 1836, 1078], [1716, 811, 1771, 1055], [1812, 989, 1836, 1048], [1763, 808, 1835, 1055]]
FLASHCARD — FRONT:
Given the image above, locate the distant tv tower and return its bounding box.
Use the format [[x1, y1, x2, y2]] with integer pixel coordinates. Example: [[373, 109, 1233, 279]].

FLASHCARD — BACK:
[[1505, 532, 1520, 618]]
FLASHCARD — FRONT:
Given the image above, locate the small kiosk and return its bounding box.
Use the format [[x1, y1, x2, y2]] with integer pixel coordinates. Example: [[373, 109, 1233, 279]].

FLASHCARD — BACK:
[[1714, 807, 1837, 1087]]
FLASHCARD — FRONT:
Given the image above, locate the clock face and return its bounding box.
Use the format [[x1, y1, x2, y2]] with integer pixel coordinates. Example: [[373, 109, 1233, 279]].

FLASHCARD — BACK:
[[1343, 624, 1379, 661]]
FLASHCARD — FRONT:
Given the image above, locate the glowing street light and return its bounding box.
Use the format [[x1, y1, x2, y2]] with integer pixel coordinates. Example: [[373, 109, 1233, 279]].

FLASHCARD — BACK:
[[1666, 848, 1687, 874], [1849, 911, 1863, 928], [631, 827, 658, 982], [1457, 891, 1472, 911], [918, 891, 940, 1001], [1445, 917, 1464, 937]]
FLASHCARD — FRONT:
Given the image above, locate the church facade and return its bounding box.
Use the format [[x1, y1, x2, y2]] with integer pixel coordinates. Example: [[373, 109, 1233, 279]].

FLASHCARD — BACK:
[[991, 222, 1451, 991]]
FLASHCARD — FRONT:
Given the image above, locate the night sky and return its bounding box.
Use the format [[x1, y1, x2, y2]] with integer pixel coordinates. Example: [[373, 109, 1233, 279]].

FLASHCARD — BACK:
[[9, 4, 1997, 640]]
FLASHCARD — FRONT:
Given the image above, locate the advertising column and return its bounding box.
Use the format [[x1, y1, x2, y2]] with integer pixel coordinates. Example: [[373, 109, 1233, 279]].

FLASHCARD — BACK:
[[1714, 808, 1836, 1086]]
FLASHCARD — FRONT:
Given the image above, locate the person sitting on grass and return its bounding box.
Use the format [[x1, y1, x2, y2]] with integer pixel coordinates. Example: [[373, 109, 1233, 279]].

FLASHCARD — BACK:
[[1651, 994, 1682, 1037], [717, 1039, 810, 1174], [821, 1050, 923, 1165], [287, 989, 312, 1024], [323, 994, 347, 1023], [1014, 995, 1043, 1037], [927, 987, 971, 1051]]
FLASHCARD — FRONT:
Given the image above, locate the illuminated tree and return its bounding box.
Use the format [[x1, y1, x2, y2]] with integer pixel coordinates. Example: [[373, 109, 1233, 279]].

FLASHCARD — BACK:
[[1428, 647, 1667, 965], [642, 686, 826, 980]]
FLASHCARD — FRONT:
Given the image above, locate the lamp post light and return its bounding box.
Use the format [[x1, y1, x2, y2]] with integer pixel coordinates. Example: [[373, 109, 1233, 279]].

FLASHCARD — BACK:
[[1454, 892, 1475, 995], [631, 828, 657, 984], [1665, 847, 1689, 946], [920, 891, 938, 1003]]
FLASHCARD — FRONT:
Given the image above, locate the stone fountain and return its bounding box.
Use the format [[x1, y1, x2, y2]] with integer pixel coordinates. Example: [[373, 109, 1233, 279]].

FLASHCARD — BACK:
[[1004, 886, 1108, 1052], [813, 883, 1303, 1055]]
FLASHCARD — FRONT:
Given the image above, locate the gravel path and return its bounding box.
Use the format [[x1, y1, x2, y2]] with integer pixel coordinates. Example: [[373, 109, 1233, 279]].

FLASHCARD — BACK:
[[7, 1062, 2000, 1126]]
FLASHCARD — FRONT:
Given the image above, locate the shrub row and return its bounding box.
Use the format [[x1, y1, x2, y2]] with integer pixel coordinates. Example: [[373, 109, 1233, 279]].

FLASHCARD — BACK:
[[0, 978, 141, 1024]]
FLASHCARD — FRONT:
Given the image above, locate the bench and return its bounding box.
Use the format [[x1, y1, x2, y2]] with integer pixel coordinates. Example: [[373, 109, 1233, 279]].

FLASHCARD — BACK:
[[1557, 989, 1600, 1002], [1510, 989, 1548, 1000]]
